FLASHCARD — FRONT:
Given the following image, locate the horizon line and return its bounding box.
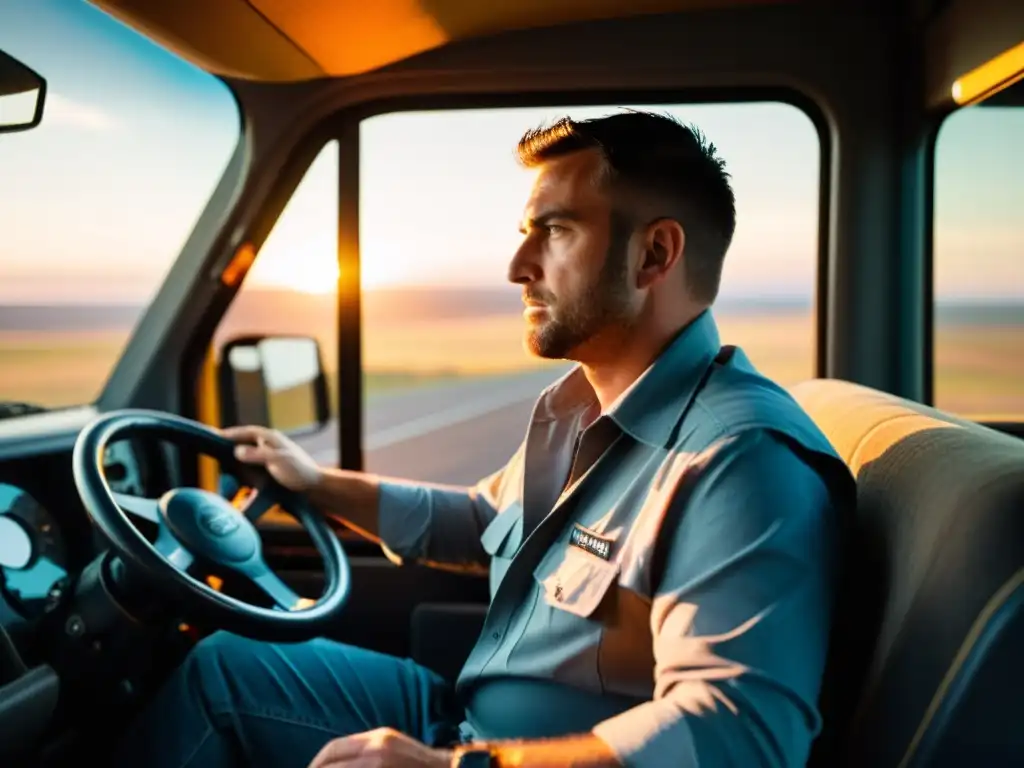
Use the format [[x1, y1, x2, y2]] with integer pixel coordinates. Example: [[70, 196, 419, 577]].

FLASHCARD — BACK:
[[0, 293, 1020, 308]]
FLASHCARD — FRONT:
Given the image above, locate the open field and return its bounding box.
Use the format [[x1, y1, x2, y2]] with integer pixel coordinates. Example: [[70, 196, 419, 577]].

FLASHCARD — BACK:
[[1, 298, 1021, 418], [0, 330, 126, 407], [0, 310, 813, 407], [933, 326, 1023, 415]]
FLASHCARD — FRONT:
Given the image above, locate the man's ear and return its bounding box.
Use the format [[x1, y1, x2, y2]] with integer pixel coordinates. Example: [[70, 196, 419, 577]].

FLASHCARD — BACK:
[[635, 218, 685, 290]]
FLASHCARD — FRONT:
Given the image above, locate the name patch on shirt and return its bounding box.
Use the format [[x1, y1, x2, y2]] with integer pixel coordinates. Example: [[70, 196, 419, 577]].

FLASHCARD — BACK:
[[569, 524, 613, 560]]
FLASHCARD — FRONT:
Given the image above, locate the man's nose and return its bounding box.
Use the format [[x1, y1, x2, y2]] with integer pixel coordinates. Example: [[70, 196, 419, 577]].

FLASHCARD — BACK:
[[507, 237, 541, 285]]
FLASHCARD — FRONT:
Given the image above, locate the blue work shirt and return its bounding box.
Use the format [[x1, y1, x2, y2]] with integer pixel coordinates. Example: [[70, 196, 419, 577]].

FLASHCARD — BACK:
[[377, 310, 853, 767]]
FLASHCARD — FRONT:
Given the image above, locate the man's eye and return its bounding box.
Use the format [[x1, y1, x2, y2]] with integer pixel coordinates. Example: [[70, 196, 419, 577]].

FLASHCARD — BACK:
[[546, 224, 565, 235]]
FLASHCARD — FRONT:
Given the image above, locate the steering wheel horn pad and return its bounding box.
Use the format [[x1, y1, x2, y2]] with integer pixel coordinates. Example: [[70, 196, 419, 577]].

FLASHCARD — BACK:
[[160, 488, 259, 565], [72, 408, 351, 641]]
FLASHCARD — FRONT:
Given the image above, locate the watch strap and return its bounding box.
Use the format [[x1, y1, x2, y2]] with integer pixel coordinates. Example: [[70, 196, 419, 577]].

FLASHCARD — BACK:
[[452, 745, 498, 767]]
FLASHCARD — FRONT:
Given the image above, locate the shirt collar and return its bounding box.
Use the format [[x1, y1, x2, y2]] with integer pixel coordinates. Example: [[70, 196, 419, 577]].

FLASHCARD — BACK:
[[534, 310, 722, 447]]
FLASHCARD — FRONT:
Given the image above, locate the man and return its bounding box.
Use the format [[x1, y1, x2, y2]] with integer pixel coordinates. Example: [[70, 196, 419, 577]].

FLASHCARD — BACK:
[[113, 111, 852, 768]]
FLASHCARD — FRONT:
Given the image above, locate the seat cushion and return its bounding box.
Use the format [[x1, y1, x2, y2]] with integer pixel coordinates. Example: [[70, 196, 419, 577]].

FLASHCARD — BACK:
[[791, 379, 1024, 767]]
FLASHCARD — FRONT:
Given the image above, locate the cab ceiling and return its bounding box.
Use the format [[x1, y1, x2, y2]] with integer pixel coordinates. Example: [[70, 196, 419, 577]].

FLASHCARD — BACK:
[[90, 0, 792, 82]]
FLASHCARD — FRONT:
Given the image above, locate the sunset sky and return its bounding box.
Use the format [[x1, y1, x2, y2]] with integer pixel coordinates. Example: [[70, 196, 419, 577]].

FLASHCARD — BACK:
[[0, 0, 1020, 305]]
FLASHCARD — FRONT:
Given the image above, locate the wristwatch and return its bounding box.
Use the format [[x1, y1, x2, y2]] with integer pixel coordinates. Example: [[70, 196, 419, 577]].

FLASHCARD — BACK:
[[451, 745, 498, 767]]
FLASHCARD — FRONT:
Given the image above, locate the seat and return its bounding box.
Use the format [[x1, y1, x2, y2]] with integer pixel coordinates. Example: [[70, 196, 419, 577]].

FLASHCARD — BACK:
[[791, 379, 1024, 767]]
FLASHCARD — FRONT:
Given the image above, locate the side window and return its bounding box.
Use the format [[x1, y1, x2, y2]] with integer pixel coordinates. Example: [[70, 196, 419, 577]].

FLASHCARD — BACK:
[[359, 103, 821, 484], [933, 105, 1023, 417], [0, 2, 238, 410], [213, 141, 340, 466]]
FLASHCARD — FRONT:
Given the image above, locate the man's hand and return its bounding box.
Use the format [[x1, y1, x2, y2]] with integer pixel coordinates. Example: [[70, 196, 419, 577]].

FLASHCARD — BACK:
[[221, 425, 322, 492], [307, 728, 453, 768]]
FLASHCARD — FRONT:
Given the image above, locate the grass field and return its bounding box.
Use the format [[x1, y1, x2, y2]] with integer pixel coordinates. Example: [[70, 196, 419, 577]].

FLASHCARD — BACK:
[[933, 326, 1023, 415], [1, 310, 1021, 418]]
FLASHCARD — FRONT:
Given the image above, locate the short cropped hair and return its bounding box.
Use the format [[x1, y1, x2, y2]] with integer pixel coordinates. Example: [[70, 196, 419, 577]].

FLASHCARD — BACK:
[[517, 110, 736, 303]]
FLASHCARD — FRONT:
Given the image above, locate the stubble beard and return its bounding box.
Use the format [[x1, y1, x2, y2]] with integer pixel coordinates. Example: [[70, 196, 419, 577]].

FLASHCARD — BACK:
[[524, 220, 635, 360]]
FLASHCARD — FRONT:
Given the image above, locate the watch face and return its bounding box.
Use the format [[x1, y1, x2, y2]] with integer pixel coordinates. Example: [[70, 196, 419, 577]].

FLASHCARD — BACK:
[[457, 749, 494, 767]]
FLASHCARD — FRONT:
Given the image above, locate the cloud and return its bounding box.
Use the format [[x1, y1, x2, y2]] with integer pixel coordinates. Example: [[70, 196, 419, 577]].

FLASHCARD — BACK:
[[43, 93, 119, 132]]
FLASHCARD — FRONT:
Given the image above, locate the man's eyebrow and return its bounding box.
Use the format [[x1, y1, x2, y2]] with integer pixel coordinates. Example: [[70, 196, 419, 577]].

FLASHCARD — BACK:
[[518, 208, 582, 234]]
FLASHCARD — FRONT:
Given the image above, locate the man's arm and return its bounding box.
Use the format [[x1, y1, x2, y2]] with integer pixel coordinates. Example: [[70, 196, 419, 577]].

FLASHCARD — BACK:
[[307, 465, 510, 573], [227, 423, 514, 573], [306, 467, 383, 540], [452, 428, 838, 767]]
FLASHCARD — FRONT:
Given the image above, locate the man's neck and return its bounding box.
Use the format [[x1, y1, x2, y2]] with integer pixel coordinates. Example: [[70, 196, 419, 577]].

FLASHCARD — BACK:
[[579, 309, 705, 412]]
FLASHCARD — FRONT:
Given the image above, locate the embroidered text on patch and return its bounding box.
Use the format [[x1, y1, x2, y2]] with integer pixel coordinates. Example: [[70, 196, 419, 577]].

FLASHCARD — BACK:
[[569, 524, 612, 560]]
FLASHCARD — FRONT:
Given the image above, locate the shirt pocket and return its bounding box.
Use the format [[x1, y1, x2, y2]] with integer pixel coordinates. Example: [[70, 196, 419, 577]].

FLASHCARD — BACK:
[[511, 547, 620, 693], [480, 505, 525, 595], [535, 547, 620, 618]]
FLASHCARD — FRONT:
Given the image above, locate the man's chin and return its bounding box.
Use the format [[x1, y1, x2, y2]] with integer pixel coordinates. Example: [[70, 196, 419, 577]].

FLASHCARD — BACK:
[[523, 332, 554, 360], [523, 330, 573, 361]]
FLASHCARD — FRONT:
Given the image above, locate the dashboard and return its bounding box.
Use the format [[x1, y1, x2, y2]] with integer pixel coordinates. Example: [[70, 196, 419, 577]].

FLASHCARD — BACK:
[[0, 439, 151, 625], [0, 411, 180, 764]]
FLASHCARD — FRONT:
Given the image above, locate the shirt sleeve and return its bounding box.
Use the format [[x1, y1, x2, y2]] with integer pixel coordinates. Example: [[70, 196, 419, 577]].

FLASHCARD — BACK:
[[375, 443, 522, 571], [592, 428, 839, 768]]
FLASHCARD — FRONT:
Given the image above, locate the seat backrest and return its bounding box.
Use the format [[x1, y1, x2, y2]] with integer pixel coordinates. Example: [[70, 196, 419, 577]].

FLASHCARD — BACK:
[[790, 379, 1024, 768]]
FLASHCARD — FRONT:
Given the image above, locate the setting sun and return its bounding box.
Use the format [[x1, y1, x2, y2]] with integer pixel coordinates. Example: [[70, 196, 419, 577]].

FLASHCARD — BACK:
[[280, 262, 338, 295], [244, 140, 342, 294], [227, 138, 443, 294], [246, 239, 417, 293], [246, 237, 340, 294]]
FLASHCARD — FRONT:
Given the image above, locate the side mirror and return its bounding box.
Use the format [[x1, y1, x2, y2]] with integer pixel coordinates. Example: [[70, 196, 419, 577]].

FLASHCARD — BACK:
[[0, 49, 46, 135], [217, 335, 331, 437]]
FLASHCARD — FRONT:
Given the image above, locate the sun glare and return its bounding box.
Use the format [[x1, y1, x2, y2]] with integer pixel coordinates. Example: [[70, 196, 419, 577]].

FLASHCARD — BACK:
[[360, 253, 421, 289], [246, 238, 423, 293], [242, 140, 343, 295], [290, 264, 339, 294], [246, 243, 340, 294]]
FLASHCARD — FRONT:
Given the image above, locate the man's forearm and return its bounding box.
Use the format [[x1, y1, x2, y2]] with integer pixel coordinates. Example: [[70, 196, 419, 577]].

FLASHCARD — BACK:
[[307, 467, 382, 542], [456, 734, 620, 768], [308, 467, 496, 572]]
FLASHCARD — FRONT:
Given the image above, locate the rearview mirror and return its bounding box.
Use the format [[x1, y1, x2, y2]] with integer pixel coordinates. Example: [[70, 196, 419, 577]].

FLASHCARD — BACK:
[[218, 335, 331, 437], [0, 48, 46, 134]]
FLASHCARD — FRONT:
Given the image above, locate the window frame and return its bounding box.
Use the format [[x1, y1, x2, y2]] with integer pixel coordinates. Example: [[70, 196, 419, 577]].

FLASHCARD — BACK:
[[178, 129, 345, 487], [921, 108, 949, 411], [339, 87, 832, 470], [925, 99, 1022, 426], [179, 87, 831, 475]]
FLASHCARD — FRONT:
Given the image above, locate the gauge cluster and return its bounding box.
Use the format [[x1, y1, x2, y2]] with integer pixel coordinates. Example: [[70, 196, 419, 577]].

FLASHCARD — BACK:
[[0, 482, 69, 619], [0, 439, 148, 621]]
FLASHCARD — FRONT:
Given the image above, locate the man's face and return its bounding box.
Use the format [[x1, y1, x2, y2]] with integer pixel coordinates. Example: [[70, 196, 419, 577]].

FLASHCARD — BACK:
[[508, 149, 637, 360]]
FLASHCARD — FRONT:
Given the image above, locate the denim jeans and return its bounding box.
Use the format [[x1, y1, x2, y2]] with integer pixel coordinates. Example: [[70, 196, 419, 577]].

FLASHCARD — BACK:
[[111, 632, 460, 768]]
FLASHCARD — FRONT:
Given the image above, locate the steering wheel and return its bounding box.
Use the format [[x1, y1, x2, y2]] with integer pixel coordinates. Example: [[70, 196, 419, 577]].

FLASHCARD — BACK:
[[72, 409, 350, 641]]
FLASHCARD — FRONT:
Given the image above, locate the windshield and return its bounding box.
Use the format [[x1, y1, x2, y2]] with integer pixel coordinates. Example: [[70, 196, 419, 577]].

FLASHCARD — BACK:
[[0, 0, 240, 410]]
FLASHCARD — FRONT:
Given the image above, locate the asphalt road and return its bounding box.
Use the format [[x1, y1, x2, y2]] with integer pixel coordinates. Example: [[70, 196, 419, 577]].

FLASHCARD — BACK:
[[298, 367, 571, 486]]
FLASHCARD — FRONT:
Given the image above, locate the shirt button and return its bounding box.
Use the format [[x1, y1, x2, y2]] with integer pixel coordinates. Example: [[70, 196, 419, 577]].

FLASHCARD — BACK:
[[554, 585, 564, 601], [491, 632, 502, 641]]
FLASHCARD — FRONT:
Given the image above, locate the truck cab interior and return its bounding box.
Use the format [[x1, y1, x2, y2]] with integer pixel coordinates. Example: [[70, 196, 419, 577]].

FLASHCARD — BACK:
[[0, 0, 1021, 765]]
